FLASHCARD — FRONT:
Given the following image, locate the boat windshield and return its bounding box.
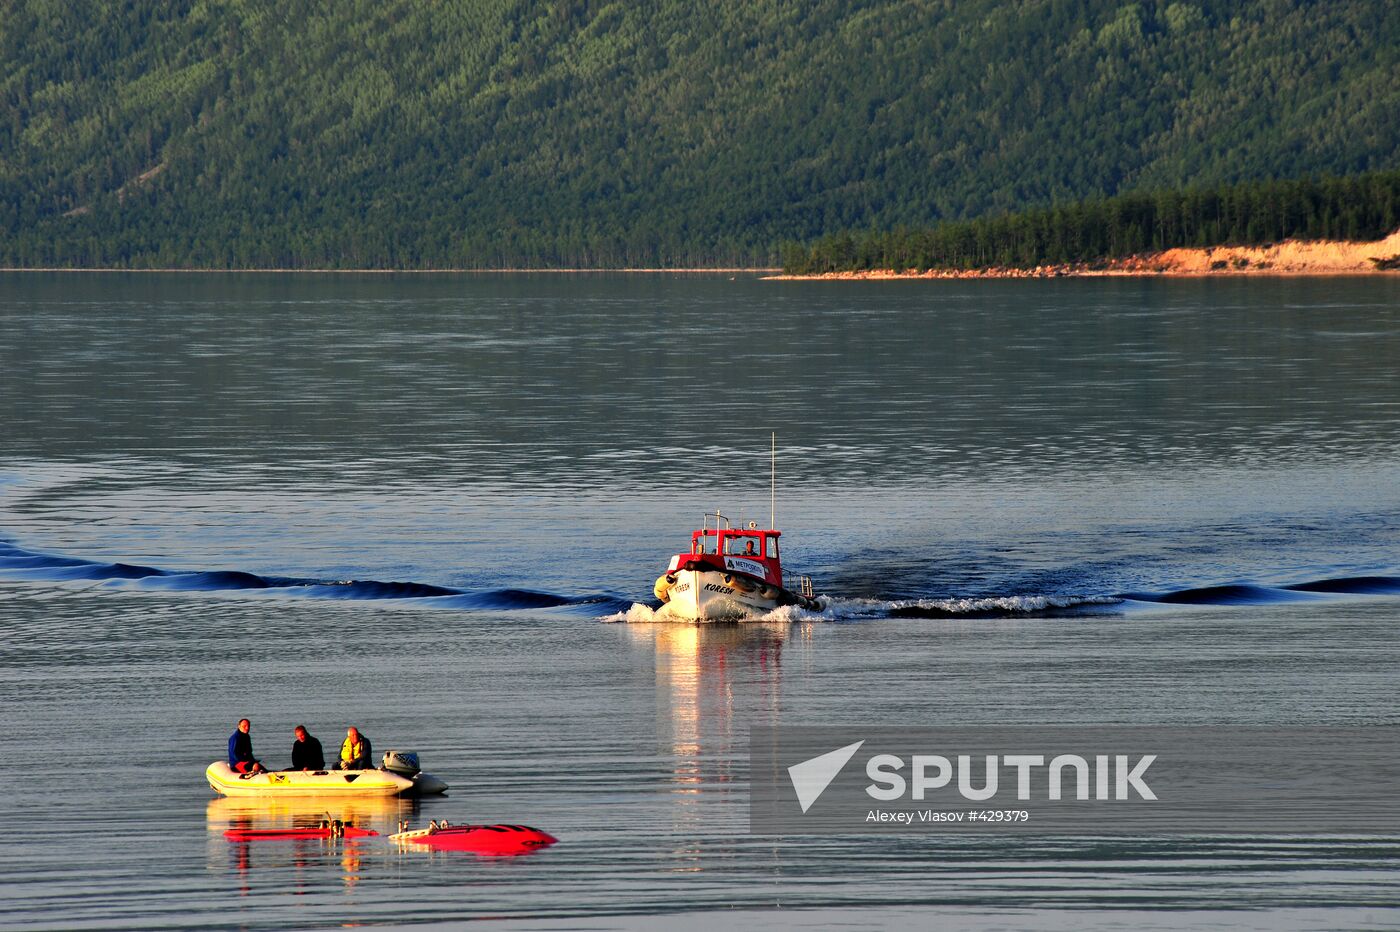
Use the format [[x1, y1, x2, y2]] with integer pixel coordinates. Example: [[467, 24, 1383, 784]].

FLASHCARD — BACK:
[[693, 532, 718, 554], [724, 535, 765, 557]]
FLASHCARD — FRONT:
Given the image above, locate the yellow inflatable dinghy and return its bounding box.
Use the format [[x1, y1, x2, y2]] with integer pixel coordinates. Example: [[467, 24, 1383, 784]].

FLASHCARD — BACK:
[[206, 761, 448, 797]]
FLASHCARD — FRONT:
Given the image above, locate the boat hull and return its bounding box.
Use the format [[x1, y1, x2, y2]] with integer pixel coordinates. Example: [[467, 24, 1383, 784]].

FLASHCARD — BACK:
[[206, 762, 447, 797], [657, 569, 784, 621]]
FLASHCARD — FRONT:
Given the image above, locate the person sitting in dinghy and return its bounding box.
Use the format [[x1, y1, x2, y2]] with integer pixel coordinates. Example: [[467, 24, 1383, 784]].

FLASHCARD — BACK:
[[228, 718, 266, 774], [336, 726, 373, 770], [291, 725, 325, 771]]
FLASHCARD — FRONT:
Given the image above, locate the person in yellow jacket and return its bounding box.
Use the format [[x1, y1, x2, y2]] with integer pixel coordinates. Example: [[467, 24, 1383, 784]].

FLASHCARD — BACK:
[[336, 726, 373, 770]]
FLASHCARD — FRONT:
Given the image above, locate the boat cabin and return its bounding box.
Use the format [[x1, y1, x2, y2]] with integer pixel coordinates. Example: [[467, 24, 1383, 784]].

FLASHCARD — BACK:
[[668, 514, 784, 586]]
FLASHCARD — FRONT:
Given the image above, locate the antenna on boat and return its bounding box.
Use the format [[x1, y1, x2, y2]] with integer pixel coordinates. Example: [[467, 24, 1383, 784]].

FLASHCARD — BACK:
[[771, 432, 776, 530]]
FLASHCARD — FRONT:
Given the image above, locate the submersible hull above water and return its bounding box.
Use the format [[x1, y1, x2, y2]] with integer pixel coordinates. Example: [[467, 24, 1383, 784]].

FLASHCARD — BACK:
[[391, 820, 557, 855]]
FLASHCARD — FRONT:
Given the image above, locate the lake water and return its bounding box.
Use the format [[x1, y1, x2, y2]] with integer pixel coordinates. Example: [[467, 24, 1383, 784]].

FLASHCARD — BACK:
[[2, 272, 1399, 929]]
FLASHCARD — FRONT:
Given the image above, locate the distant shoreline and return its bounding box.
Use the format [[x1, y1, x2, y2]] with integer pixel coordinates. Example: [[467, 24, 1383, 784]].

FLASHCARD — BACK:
[[767, 267, 1399, 281], [767, 230, 1400, 280], [8, 230, 1399, 279]]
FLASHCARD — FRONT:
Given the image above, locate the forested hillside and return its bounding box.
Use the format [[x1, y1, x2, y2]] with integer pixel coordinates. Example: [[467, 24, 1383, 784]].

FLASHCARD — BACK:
[[3, 0, 1398, 268]]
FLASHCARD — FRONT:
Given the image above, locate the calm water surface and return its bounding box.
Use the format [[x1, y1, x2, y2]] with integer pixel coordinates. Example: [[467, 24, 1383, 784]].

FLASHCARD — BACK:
[[2, 273, 1399, 929]]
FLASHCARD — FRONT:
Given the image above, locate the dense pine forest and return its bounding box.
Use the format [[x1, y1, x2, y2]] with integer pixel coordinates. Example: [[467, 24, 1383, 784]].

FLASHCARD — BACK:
[[3, 0, 1399, 268], [781, 171, 1400, 273]]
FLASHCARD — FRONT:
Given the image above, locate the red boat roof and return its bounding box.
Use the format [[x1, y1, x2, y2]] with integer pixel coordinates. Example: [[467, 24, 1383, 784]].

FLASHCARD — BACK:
[[668, 516, 785, 585]]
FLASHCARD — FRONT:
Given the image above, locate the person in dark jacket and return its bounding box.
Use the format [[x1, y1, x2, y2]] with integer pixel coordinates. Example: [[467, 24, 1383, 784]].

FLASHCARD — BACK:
[[291, 725, 325, 771], [228, 718, 266, 774]]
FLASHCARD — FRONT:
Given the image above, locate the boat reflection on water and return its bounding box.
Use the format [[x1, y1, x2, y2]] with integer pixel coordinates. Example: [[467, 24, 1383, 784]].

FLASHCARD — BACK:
[[626, 620, 807, 856], [207, 794, 420, 830], [207, 795, 420, 893]]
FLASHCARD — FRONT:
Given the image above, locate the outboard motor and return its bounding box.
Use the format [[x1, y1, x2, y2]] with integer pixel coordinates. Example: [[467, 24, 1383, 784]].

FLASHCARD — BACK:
[[382, 750, 422, 776]]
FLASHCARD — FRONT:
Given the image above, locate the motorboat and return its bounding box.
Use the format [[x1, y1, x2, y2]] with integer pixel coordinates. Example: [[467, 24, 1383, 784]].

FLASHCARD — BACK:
[[206, 750, 449, 797], [653, 512, 822, 621]]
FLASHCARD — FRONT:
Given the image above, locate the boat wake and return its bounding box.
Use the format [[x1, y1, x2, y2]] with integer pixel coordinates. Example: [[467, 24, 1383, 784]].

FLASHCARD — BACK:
[[602, 594, 1122, 623], [847, 594, 1123, 618], [6, 537, 1399, 621], [1121, 576, 1400, 603], [607, 574, 1400, 623], [0, 538, 630, 614]]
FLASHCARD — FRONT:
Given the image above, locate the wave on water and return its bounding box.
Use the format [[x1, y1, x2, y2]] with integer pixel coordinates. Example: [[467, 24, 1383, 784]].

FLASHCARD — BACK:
[[1120, 575, 1400, 605], [602, 594, 1122, 623], [1284, 576, 1400, 595], [606, 572, 1400, 623], [7, 537, 1399, 620], [879, 594, 1122, 618], [0, 538, 630, 613], [601, 603, 826, 624]]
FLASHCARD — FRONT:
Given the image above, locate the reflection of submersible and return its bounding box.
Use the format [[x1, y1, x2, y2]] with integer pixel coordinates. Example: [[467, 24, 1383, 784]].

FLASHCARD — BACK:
[[207, 793, 420, 838], [209, 795, 414, 893]]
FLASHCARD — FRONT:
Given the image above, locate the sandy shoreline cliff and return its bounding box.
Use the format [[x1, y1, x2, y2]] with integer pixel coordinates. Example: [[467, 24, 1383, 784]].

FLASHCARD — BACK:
[[767, 230, 1400, 280]]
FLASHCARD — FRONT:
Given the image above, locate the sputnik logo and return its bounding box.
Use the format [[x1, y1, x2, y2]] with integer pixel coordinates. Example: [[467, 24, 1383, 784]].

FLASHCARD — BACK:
[[788, 740, 865, 813]]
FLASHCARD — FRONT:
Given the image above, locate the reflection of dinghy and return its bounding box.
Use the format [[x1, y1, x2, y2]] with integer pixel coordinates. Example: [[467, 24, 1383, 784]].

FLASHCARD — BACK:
[[653, 512, 822, 621], [206, 751, 448, 797], [206, 794, 412, 831], [391, 819, 557, 856]]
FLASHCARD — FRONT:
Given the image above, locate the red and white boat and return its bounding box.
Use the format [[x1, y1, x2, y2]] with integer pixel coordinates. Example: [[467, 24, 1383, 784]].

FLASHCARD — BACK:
[[653, 512, 822, 621]]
